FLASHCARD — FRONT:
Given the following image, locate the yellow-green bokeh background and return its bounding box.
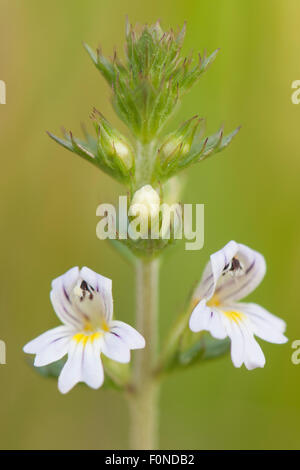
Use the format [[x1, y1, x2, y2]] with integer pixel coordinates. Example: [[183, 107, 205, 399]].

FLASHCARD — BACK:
[[0, 0, 299, 449]]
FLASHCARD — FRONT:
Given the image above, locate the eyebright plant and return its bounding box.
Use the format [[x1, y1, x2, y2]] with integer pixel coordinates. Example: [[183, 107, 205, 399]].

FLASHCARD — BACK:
[[47, 20, 239, 194], [24, 267, 145, 394], [24, 20, 287, 450]]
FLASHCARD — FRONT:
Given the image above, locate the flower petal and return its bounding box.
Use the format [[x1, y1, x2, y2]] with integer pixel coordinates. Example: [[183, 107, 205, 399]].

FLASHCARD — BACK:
[[81, 338, 104, 389], [51, 266, 79, 294], [193, 242, 266, 305], [34, 336, 71, 367], [50, 290, 82, 328], [242, 329, 266, 370], [234, 302, 288, 344], [225, 315, 266, 370], [227, 320, 245, 368], [193, 241, 239, 302], [189, 299, 227, 339], [50, 267, 83, 328], [215, 244, 266, 303], [80, 267, 113, 322], [101, 332, 130, 363], [109, 320, 146, 349], [58, 340, 84, 394], [23, 325, 75, 354]]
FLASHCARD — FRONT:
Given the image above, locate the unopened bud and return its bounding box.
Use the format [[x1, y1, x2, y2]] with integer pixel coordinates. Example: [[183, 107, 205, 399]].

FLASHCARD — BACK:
[[161, 138, 191, 160], [92, 109, 134, 173], [128, 185, 160, 238], [158, 116, 201, 167], [112, 140, 134, 171]]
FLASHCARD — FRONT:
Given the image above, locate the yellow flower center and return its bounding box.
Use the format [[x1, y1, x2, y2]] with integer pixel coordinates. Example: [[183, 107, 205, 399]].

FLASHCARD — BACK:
[[72, 318, 110, 344], [204, 295, 245, 323], [73, 332, 102, 344], [207, 295, 221, 307], [222, 310, 245, 323]]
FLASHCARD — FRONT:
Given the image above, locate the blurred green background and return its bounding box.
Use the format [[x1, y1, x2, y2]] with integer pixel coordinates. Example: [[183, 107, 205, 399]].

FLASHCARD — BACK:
[[0, 0, 300, 450]]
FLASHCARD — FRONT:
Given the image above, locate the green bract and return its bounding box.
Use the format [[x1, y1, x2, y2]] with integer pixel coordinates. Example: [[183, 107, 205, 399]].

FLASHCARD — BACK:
[[84, 20, 219, 142], [155, 123, 240, 181], [47, 121, 134, 186], [156, 310, 231, 376], [48, 19, 239, 191]]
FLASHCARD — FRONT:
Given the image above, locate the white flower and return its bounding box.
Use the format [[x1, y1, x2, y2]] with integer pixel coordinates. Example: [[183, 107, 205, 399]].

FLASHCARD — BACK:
[[189, 241, 288, 370], [128, 185, 160, 238], [129, 184, 160, 219], [23, 267, 145, 393]]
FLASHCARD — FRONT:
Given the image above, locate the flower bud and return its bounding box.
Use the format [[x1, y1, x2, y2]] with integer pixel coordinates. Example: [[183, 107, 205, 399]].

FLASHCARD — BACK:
[[128, 185, 160, 238], [130, 184, 160, 218], [91, 109, 134, 173], [158, 116, 201, 167], [112, 140, 134, 172]]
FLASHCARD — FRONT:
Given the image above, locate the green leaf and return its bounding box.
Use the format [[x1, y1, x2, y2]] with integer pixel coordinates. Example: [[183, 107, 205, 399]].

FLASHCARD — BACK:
[[155, 125, 240, 180], [198, 125, 241, 159], [178, 333, 231, 368], [31, 357, 66, 378], [101, 356, 130, 389], [47, 129, 133, 186], [108, 239, 137, 265], [160, 330, 231, 374], [47, 131, 97, 165], [83, 42, 115, 85], [202, 335, 231, 359]]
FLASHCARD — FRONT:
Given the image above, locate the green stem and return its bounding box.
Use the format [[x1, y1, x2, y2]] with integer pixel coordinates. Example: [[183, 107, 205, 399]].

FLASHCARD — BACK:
[[134, 140, 157, 189], [129, 257, 160, 449]]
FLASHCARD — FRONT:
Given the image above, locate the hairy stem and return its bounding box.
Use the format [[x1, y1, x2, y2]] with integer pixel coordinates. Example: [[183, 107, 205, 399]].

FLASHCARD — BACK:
[[134, 140, 157, 190], [129, 257, 160, 449]]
